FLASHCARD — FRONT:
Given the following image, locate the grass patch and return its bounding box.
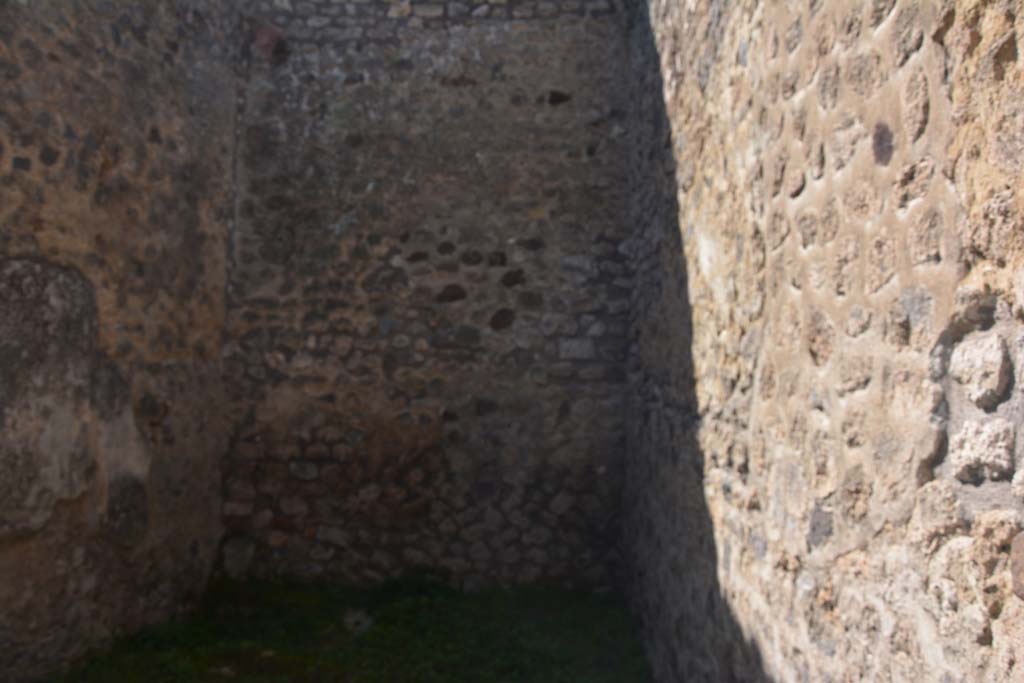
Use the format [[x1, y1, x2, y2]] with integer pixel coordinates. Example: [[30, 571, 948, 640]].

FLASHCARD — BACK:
[[59, 577, 652, 683]]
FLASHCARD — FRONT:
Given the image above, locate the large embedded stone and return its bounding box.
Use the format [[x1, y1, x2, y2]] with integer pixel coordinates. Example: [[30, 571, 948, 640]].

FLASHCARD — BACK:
[[950, 419, 1016, 483], [950, 332, 1011, 410]]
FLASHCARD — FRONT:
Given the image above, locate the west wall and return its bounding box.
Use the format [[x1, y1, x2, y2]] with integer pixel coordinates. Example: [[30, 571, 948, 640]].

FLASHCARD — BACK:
[[221, 1, 632, 585], [0, 2, 237, 680], [624, 0, 1024, 681]]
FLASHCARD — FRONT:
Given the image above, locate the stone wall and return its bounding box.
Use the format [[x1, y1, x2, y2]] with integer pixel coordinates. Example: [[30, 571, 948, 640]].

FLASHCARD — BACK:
[[624, 0, 1024, 681], [221, 2, 632, 584], [0, 2, 237, 680], [5, 0, 1024, 680]]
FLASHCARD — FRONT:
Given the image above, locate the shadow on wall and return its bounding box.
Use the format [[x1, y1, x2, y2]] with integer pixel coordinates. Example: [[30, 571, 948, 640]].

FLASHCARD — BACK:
[[622, 4, 769, 682]]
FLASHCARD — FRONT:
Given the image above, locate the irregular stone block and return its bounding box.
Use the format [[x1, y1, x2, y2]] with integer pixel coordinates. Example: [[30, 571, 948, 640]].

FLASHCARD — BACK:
[[950, 419, 1015, 483], [559, 338, 596, 360], [903, 69, 930, 142]]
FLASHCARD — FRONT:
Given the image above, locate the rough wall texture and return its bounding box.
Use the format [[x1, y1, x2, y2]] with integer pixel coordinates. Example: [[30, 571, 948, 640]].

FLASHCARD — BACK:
[[0, 2, 236, 680], [624, 0, 1024, 681], [221, 1, 631, 586]]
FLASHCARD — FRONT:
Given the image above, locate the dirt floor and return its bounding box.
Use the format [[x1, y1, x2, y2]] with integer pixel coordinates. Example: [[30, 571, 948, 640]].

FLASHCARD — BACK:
[[57, 577, 652, 683]]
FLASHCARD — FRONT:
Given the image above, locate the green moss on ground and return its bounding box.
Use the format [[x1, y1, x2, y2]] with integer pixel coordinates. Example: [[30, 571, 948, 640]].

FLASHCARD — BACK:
[[58, 577, 652, 683]]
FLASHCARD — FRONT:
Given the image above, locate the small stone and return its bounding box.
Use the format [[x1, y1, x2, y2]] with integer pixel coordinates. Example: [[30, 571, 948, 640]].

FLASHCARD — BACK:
[[436, 284, 467, 303], [317, 525, 350, 547], [223, 501, 253, 517], [910, 209, 942, 265], [950, 419, 1015, 483], [289, 461, 319, 480], [846, 305, 872, 337], [818, 62, 840, 111], [501, 269, 526, 287], [895, 157, 935, 210], [807, 310, 835, 366], [847, 51, 883, 98], [280, 497, 308, 516], [869, 0, 895, 26], [866, 234, 895, 293], [559, 339, 595, 360], [786, 168, 806, 198], [388, 2, 412, 18], [893, 6, 923, 66], [807, 504, 833, 549], [1013, 533, 1024, 601], [413, 3, 445, 17], [489, 308, 516, 330], [767, 211, 790, 250], [784, 18, 802, 54], [537, 1, 558, 16], [903, 69, 930, 142], [837, 355, 872, 395], [39, 146, 60, 166], [829, 115, 866, 171], [949, 333, 1011, 410]]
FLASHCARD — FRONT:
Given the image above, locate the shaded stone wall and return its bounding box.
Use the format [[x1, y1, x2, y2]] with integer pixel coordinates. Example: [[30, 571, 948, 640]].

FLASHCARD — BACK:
[[221, 2, 632, 584], [624, 0, 1024, 681], [0, 2, 237, 680]]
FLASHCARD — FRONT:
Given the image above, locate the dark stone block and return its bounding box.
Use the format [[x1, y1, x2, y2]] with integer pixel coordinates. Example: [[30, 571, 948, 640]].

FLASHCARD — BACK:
[[436, 284, 467, 302], [548, 90, 572, 105], [501, 269, 525, 287], [38, 145, 60, 166], [489, 308, 516, 330]]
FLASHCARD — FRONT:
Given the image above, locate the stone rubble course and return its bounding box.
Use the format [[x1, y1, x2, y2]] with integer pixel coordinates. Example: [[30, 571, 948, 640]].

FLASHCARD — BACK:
[[223, 6, 631, 586]]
